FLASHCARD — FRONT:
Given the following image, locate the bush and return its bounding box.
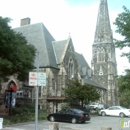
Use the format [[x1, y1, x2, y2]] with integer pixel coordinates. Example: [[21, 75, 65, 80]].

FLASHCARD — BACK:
[[61, 102, 69, 109], [3, 103, 47, 125]]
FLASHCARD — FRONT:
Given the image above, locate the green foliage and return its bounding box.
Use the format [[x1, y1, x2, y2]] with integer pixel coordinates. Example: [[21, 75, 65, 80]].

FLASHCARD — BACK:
[[117, 69, 130, 108], [61, 102, 69, 109], [119, 89, 130, 108], [3, 104, 47, 125], [0, 16, 36, 81], [114, 6, 130, 61], [64, 79, 100, 107]]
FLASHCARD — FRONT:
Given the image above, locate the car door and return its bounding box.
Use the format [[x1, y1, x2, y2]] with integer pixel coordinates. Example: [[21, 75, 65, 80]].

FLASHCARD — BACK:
[[63, 109, 74, 122], [106, 107, 115, 116], [56, 109, 67, 121], [114, 106, 122, 116]]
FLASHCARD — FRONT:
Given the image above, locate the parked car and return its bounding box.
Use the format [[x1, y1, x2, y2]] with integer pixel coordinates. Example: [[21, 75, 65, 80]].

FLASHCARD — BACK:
[[99, 106, 130, 117], [89, 102, 104, 110], [47, 108, 91, 124]]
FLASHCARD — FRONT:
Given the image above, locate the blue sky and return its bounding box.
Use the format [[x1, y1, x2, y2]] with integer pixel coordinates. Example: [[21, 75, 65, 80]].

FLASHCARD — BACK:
[[0, 0, 130, 75]]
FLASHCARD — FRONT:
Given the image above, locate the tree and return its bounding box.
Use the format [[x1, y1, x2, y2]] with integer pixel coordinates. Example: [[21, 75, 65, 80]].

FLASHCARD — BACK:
[[0, 16, 36, 81], [63, 79, 100, 107], [117, 69, 130, 107], [114, 6, 130, 62]]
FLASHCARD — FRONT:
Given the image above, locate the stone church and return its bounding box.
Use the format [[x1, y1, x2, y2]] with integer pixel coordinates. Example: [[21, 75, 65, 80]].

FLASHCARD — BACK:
[[1, 0, 118, 113]]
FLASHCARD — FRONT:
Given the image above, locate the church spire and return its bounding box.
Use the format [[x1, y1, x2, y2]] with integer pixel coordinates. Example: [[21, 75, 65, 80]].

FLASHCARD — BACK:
[[94, 0, 113, 44]]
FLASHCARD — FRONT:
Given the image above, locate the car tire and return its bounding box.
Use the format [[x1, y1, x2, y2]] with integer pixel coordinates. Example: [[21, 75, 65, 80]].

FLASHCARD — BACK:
[[71, 118, 77, 124], [119, 113, 125, 118], [101, 111, 106, 116], [50, 116, 55, 122]]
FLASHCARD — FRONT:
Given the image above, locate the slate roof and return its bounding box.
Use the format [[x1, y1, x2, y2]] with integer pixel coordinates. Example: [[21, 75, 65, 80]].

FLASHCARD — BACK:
[[75, 52, 90, 69], [52, 40, 68, 64], [83, 78, 107, 90], [13, 23, 58, 68], [75, 52, 105, 89], [75, 52, 91, 77]]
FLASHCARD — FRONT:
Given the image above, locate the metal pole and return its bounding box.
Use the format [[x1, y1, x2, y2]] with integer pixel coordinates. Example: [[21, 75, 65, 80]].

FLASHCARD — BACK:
[[35, 52, 39, 130]]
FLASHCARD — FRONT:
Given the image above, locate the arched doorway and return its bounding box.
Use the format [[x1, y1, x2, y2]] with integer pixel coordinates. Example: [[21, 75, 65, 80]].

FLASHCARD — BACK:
[[5, 81, 17, 113]]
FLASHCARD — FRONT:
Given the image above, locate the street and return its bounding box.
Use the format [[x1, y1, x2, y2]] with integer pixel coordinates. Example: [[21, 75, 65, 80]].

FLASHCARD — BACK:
[[2, 116, 130, 130]]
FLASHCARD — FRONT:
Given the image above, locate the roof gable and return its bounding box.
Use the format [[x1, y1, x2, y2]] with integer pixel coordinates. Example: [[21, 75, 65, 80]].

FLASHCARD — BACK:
[[52, 40, 67, 64]]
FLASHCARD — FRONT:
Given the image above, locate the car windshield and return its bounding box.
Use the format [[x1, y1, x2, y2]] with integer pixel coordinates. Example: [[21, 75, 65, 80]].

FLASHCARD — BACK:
[[73, 109, 84, 113]]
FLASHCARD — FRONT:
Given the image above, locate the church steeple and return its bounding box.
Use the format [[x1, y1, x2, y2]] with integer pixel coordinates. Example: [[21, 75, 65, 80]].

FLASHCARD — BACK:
[[92, 0, 119, 106], [94, 0, 113, 44]]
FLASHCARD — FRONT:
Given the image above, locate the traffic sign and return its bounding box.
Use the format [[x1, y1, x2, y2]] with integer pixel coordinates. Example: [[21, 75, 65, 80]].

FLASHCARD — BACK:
[[29, 72, 46, 86], [38, 72, 46, 86], [29, 72, 37, 86]]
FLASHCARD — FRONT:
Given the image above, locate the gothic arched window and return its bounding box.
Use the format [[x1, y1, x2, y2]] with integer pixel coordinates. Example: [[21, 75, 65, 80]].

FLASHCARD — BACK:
[[68, 58, 74, 79], [97, 47, 105, 62]]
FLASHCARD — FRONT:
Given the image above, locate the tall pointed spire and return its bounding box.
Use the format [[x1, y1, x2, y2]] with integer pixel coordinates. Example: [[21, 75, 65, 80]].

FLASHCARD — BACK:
[[94, 0, 113, 44]]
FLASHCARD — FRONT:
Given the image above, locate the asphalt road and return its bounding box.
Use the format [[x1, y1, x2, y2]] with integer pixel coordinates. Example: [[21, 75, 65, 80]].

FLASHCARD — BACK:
[[2, 116, 130, 130]]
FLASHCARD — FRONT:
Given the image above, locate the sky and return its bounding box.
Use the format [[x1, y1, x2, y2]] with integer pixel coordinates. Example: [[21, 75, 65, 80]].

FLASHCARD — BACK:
[[0, 0, 130, 75]]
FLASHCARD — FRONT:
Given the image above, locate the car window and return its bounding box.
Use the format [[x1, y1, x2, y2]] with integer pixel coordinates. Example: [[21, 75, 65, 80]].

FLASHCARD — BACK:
[[73, 109, 84, 113], [58, 109, 67, 114], [120, 106, 127, 109], [66, 109, 74, 114], [114, 107, 121, 110], [108, 107, 115, 110]]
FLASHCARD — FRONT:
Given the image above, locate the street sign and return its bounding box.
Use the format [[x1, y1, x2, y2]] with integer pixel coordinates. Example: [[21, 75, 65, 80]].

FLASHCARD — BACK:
[[29, 72, 46, 86], [29, 72, 37, 86], [38, 72, 46, 86]]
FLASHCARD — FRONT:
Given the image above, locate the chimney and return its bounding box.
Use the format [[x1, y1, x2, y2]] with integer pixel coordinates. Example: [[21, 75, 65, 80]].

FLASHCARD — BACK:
[[20, 18, 31, 26]]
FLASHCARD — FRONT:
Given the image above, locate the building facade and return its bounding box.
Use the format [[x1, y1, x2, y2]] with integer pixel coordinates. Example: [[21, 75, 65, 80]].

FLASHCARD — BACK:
[[0, 0, 119, 113]]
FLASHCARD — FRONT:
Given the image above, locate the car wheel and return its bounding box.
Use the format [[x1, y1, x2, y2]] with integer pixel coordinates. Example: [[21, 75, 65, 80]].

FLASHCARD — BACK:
[[71, 118, 77, 124], [50, 116, 55, 122], [101, 111, 106, 116], [120, 113, 125, 118]]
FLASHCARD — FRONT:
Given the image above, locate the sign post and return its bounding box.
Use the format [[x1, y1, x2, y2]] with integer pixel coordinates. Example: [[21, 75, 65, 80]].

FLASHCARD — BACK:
[[29, 52, 46, 130], [35, 52, 39, 130]]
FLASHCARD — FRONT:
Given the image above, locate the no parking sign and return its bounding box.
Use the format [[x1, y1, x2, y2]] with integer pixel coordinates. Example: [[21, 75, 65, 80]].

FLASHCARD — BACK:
[[29, 72, 46, 86]]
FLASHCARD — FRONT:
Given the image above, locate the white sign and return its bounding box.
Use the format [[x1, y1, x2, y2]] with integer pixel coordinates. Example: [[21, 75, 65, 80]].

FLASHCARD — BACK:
[[29, 72, 37, 86], [38, 72, 46, 86], [29, 72, 46, 86]]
